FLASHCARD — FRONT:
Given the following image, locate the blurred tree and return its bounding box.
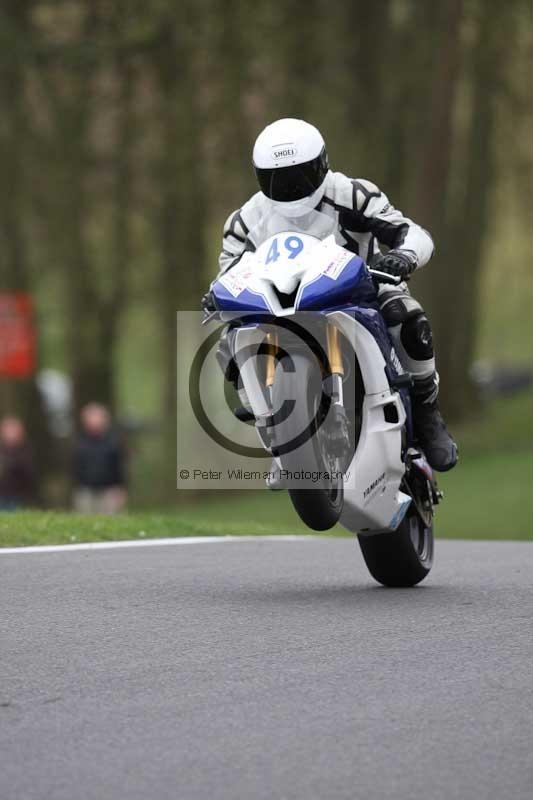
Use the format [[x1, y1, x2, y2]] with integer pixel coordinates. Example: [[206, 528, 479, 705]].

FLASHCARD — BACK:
[[0, 0, 530, 506], [0, 0, 51, 490], [342, 0, 395, 181], [28, 1, 136, 415], [202, 0, 256, 213], [445, 0, 517, 416], [152, 2, 207, 492], [406, 0, 466, 416]]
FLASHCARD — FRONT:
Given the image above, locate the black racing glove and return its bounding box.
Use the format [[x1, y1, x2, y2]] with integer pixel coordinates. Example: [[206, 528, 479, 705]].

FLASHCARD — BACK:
[[201, 290, 217, 320], [376, 249, 418, 280]]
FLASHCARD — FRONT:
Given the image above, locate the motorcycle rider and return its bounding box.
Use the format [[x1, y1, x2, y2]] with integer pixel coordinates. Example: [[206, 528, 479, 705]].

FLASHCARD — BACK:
[[203, 118, 458, 476]]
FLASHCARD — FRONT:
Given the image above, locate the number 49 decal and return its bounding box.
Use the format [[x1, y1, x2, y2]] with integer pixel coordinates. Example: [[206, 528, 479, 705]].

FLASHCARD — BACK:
[[266, 236, 304, 264]]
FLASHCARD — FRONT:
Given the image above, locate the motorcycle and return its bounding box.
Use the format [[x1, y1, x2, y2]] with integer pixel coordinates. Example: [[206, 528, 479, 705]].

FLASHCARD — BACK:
[[205, 209, 441, 586]]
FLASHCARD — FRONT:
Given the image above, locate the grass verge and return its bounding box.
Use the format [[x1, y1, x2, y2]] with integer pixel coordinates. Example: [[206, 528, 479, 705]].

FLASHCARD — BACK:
[[1, 390, 532, 548]]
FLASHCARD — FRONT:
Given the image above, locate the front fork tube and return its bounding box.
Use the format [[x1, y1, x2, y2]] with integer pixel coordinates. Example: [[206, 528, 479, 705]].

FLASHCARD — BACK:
[[261, 323, 348, 458], [263, 323, 345, 402], [325, 322, 350, 458], [326, 322, 344, 406], [265, 330, 277, 391], [256, 331, 278, 455]]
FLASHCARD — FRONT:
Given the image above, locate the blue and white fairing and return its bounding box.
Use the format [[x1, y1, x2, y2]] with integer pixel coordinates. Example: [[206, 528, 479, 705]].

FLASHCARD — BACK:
[[210, 209, 413, 534], [212, 231, 376, 317], [212, 222, 405, 386]]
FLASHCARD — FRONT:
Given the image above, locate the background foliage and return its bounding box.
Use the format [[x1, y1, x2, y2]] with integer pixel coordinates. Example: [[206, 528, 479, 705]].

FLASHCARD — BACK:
[[0, 0, 532, 512]]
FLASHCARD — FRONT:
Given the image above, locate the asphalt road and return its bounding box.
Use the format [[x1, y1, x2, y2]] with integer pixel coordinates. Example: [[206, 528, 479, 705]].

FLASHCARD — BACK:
[[1, 538, 532, 800]]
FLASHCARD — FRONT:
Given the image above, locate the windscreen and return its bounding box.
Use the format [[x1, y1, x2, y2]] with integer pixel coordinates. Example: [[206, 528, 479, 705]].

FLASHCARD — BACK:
[[246, 206, 339, 253]]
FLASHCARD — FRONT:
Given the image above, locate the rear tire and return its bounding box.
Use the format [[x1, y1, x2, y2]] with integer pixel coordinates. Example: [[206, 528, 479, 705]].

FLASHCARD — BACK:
[[272, 352, 343, 531], [358, 509, 433, 587]]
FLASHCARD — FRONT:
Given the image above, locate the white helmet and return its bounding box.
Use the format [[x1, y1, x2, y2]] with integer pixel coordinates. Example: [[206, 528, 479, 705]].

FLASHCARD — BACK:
[[253, 118, 329, 217]]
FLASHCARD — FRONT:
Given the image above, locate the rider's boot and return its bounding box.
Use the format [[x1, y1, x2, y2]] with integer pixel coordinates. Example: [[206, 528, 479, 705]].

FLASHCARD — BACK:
[[411, 373, 458, 472]]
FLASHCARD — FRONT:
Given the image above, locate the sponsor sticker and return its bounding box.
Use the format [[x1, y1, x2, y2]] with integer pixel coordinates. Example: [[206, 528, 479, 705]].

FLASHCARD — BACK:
[[218, 268, 253, 297], [323, 250, 353, 280], [272, 145, 298, 161], [363, 471, 386, 499], [390, 347, 404, 374]]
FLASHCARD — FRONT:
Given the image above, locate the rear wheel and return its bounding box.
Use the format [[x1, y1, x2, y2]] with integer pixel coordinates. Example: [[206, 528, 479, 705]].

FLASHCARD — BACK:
[[358, 508, 434, 587], [272, 352, 343, 531]]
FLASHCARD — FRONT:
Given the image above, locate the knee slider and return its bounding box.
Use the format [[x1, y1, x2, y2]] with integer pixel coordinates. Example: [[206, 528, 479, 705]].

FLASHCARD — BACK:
[[380, 292, 423, 326], [400, 314, 434, 361], [380, 298, 408, 326]]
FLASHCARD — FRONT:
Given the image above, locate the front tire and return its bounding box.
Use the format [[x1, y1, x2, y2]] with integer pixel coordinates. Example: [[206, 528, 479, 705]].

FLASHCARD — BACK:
[[272, 352, 343, 531], [358, 509, 434, 587]]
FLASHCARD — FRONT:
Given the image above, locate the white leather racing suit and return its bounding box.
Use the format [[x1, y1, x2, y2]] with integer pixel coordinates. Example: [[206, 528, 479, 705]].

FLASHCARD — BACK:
[[217, 170, 436, 388]]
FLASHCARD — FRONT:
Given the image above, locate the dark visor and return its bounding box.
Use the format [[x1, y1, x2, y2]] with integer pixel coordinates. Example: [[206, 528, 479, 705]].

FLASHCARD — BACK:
[[255, 148, 328, 202]]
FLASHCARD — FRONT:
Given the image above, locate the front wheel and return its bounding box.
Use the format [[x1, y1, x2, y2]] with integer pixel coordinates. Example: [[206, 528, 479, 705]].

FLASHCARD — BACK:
[[358, 509, 434, 587], [271, 352, 343, 531]]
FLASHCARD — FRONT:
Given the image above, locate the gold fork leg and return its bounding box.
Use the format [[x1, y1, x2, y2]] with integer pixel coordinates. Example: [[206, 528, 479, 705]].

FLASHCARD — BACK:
[[265, 331, 278, 388], [326, 323, 344, 376]]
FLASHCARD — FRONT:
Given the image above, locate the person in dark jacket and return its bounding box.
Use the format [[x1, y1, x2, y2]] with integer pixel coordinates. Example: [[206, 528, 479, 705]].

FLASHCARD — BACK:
[[0, 416, 36, 510], [73, 403, 127, 513]]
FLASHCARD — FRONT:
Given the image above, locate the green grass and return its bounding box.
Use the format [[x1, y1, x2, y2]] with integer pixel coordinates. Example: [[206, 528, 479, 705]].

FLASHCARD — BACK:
[[451, 390, 533, 457], [435, 451, 533, 540], [2, 389, 532, 548], [0, 495, 313, 548], [434, 389, 533, 539]]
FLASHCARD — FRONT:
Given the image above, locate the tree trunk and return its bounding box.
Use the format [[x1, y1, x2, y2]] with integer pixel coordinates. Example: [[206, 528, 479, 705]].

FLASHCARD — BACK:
[[444, 1, 514, 416], [406, 0, 466, 417], [155, 7, 207, 500], [0, 0, 51, 495], [40, 2, 133, 417]]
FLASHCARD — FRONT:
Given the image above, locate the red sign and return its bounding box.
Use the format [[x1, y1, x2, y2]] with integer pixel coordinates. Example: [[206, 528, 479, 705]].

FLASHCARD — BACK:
[[0, 293, 36, 378]]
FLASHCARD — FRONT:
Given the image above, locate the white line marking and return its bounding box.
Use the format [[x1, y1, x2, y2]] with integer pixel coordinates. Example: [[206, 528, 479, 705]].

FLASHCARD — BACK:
[[0, 535, 323, 555]]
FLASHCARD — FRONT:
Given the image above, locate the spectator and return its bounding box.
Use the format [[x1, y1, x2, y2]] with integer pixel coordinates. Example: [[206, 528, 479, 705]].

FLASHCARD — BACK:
[[0, 416, 36, 510], [73, 403, 127, 514]]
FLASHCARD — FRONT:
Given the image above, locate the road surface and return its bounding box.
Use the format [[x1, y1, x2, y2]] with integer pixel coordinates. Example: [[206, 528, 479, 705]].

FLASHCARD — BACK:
[[1, 538, 532, 800]]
